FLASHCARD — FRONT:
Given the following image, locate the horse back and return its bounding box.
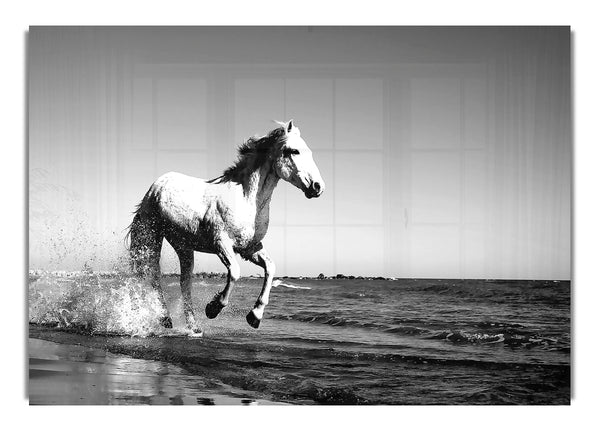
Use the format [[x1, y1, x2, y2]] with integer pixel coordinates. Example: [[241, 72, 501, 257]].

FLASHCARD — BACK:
[[148, 171, 266, 254]]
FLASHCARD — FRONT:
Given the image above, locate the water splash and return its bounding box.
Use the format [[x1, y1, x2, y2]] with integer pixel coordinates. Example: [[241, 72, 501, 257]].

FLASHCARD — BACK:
[[29, 272, 168, 337]]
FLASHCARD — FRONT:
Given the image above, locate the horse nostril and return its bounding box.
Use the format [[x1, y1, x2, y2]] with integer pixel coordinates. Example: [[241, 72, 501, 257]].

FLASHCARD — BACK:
[[313, 182, 322, 194]]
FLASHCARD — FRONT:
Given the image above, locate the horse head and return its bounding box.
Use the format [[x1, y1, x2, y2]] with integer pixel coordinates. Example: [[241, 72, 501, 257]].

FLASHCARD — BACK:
[[273, 120, 325, 199]]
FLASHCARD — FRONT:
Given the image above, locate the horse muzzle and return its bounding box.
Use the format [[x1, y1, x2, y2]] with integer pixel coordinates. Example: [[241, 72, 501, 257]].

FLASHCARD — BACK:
[[304, 181, 324, 199]]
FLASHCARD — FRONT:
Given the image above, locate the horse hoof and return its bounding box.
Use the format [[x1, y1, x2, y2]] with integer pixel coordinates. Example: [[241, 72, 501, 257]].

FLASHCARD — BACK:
[[246, 310, 261, 329], [160, 316, 173, 329], [205, 300, 225, 319]]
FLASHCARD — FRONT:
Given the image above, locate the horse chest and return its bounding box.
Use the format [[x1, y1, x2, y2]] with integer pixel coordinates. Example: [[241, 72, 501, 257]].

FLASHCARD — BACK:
[[253, 214, 269, 241], [225, 204, 270, 250]]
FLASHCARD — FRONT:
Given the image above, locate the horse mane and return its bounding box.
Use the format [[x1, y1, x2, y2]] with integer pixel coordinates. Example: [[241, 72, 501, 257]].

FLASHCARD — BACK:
[[208, 126, 287, 184]]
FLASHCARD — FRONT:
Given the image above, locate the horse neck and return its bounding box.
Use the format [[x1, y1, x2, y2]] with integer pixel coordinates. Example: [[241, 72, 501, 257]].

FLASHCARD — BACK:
[[244, 163, 279, 211]]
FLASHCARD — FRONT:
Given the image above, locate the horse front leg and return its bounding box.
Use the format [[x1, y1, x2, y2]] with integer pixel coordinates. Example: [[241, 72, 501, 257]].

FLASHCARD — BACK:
[[205, 238, 240, 319], [244, 247, 275, 329]]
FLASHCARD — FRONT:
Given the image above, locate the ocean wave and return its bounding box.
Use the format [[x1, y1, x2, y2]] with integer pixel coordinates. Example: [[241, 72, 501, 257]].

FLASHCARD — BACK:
[[269, 312, 350, 326], [266, 312, 562, 347], [430, 330, 561, 348], [272, 280, 312, 290], [475, 320, 533, 336], [431, 331, 505, 344], [383, 326, 430, 336], [268, 311, 384, 330]]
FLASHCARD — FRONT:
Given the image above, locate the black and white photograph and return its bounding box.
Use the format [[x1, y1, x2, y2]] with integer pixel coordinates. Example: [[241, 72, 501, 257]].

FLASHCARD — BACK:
[[26, 25, 573, 406]]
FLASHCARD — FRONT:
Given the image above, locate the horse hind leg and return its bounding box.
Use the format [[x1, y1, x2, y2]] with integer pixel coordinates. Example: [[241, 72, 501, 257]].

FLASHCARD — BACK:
[[129, 213, 172, 329], [176, 247, 202, 335], [148, 235, 172, 329]]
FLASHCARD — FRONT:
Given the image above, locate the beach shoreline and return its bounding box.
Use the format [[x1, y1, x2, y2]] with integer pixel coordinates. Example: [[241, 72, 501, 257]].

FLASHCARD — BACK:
[[28, 337, 286, 405]]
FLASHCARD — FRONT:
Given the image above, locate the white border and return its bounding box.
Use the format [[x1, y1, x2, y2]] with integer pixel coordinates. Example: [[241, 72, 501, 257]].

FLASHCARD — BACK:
[[3, 1, 598, 429]]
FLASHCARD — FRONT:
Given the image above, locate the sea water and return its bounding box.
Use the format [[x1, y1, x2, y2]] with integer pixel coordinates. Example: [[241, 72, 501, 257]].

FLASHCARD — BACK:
[[29, 274, 570, 404]]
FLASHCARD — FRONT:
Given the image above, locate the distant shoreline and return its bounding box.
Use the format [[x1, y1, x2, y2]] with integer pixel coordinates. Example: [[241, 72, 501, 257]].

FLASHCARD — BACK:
[[27, 269, 397, 281], [28, 269, 569, 284]]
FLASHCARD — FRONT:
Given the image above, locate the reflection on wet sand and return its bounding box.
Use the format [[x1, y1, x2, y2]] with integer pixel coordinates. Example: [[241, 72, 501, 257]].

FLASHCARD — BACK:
[[28, 338, 285, 405]]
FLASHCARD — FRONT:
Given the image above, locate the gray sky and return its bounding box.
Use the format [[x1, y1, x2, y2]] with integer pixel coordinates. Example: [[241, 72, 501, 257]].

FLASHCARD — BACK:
[[28, 27, 571, 279]]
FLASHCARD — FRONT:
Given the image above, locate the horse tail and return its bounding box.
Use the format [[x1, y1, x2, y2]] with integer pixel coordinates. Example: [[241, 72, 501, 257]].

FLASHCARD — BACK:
[[126, 192, 163, 277]]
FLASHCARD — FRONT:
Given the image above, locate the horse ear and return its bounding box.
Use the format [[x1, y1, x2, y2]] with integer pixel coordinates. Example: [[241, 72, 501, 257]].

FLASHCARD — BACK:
[[286, 120, 294, 133]]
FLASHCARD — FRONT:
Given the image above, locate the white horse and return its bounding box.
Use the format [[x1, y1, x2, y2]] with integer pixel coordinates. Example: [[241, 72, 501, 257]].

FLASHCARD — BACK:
[[127, 120, 324, 335]]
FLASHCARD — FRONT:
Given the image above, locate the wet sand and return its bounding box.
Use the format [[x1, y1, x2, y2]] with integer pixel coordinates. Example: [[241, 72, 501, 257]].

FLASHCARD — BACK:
[[28, 337, 285, 405]]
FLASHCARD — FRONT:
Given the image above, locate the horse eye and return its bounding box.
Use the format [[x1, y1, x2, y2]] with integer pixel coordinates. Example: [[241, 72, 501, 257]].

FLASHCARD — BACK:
[[284, 148, 300, 156]]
